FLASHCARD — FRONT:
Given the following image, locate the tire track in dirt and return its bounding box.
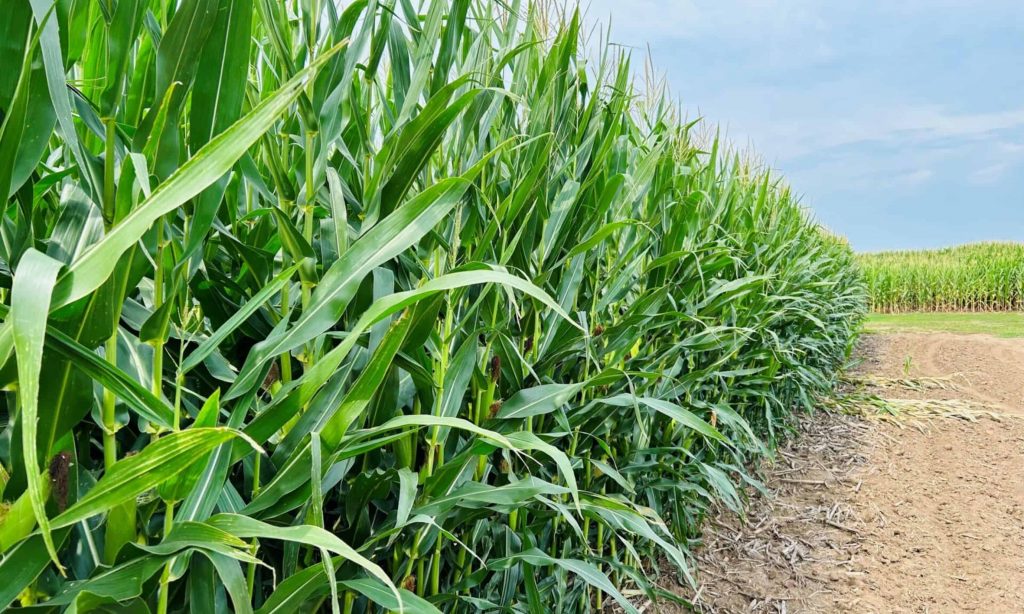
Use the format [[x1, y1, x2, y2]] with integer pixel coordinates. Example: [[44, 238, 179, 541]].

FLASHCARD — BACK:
[[916, 334, 1016, 411], [882, 332, 1024, 414]]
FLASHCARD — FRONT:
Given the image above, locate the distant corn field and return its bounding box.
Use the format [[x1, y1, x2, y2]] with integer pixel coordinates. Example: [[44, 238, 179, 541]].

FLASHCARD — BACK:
[[860, 243, 1024, 313], [0, 0, 866, 611]]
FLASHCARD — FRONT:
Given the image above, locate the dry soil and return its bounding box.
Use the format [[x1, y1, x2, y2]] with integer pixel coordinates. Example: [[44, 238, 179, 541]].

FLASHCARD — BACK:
[[661, 332, 1024, 613]]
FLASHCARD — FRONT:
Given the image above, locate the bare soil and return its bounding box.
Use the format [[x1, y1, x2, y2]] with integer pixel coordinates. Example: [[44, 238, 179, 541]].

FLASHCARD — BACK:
[[662, 332, 1024, 613]]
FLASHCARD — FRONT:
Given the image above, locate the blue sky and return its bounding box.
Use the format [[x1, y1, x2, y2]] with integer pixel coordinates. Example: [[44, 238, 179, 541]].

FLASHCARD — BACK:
[[583, 0, 1024, 252]]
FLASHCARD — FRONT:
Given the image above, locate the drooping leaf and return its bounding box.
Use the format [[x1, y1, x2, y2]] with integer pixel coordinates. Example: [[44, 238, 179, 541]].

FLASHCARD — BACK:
[[496, 383, 584, 420], [491, 549, 640, 614], [53, 428, 259, 529], [11, 248, 65, 571]]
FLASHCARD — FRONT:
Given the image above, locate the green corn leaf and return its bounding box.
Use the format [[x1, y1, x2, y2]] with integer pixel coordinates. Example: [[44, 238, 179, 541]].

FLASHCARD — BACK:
[[340, 577, 440, 614], [491, 549, 639, 614], [189, 0, 253, 149], [139, 291, 177, 344], [240, 269, 579, 447], [229, 177, 473, 399], [52, 428, 259, 529], [40, 314, 175, 427], [376, 86, 483, 219], [157, 390, 222, 502], [11, 249, 65, 572], [0, 528, 71, 609], [99, 0, 146, 116], [599, 394, 728, 443], [188, 554, 219, 614], [505, 431, 580, 511], [48, 39, 349, 312], [0, 2, 870, 609], [257, 569, 439, 614], [0, 476, 46, 550], [415, 477, 569, 516], [205, 513, 400, 609], [395, 467, 418, 529], [135, 0, 219, 177], [180, 261, 302, 375], [202, 551, 254, 614], [341, 415, 514, 452], [28, 0, 98, 196], [38, 555, 169, 607], [496, 383, 585, 420], [0, 20, 35, 201]]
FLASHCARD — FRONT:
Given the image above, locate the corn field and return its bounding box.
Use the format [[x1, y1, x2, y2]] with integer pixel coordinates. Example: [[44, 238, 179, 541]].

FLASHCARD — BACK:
[[860, 242, 1024, 313], [0, 1, 866, 611]]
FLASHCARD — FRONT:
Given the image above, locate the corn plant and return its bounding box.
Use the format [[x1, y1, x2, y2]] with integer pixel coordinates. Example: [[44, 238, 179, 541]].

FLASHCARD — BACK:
[[0, 1, 865, 612], [860, 242, 1024, 312]]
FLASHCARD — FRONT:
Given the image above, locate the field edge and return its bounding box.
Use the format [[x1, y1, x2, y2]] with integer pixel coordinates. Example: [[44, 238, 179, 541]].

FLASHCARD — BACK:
[[864, 311, 1024, 338]]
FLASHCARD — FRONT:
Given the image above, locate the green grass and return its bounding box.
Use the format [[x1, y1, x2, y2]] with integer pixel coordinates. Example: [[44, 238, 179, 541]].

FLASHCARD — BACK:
[[865, 312, 1024, 337]]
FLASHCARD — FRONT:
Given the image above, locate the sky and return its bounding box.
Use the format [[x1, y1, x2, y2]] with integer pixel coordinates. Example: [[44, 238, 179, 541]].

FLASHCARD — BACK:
[[582, 0, 1024, 252]]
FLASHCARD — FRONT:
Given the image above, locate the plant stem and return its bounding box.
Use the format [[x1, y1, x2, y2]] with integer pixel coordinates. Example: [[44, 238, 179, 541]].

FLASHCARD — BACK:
[[246, 541, 259, 598], [156, 502, 175, 614], [302, 131, 316, 311], [154, 242, 174, 613], [101, 334, 118, 471], [152, 222, 165, 399], [246, 468, 260, 601], [101, 117, 119, 472], [430, 544, 442, 596], [280, 196, 294, 386]]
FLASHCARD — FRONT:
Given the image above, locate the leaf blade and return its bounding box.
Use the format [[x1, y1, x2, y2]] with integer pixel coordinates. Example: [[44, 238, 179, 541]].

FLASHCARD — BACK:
[[11, 249, 64, 571]]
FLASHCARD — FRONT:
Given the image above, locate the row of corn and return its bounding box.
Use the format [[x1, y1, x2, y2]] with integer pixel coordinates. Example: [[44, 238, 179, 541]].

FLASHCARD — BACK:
[[860, 242, 1024, 312], [0, 1, 866, 611]]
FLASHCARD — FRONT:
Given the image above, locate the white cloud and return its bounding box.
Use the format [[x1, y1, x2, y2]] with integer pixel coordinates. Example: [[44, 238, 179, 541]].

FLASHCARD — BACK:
[[578, 3, 1024, 168], [579, 0, 1024, 225], [994, 141, 1024, 156], [969, 163, 1010, 185], [762, 101, 1024, 161], [894, 169, 934, 187]]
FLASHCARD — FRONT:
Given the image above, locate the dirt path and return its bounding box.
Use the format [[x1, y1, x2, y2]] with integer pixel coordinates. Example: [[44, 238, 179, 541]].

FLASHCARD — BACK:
[[669, 332, 1024, 613]]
